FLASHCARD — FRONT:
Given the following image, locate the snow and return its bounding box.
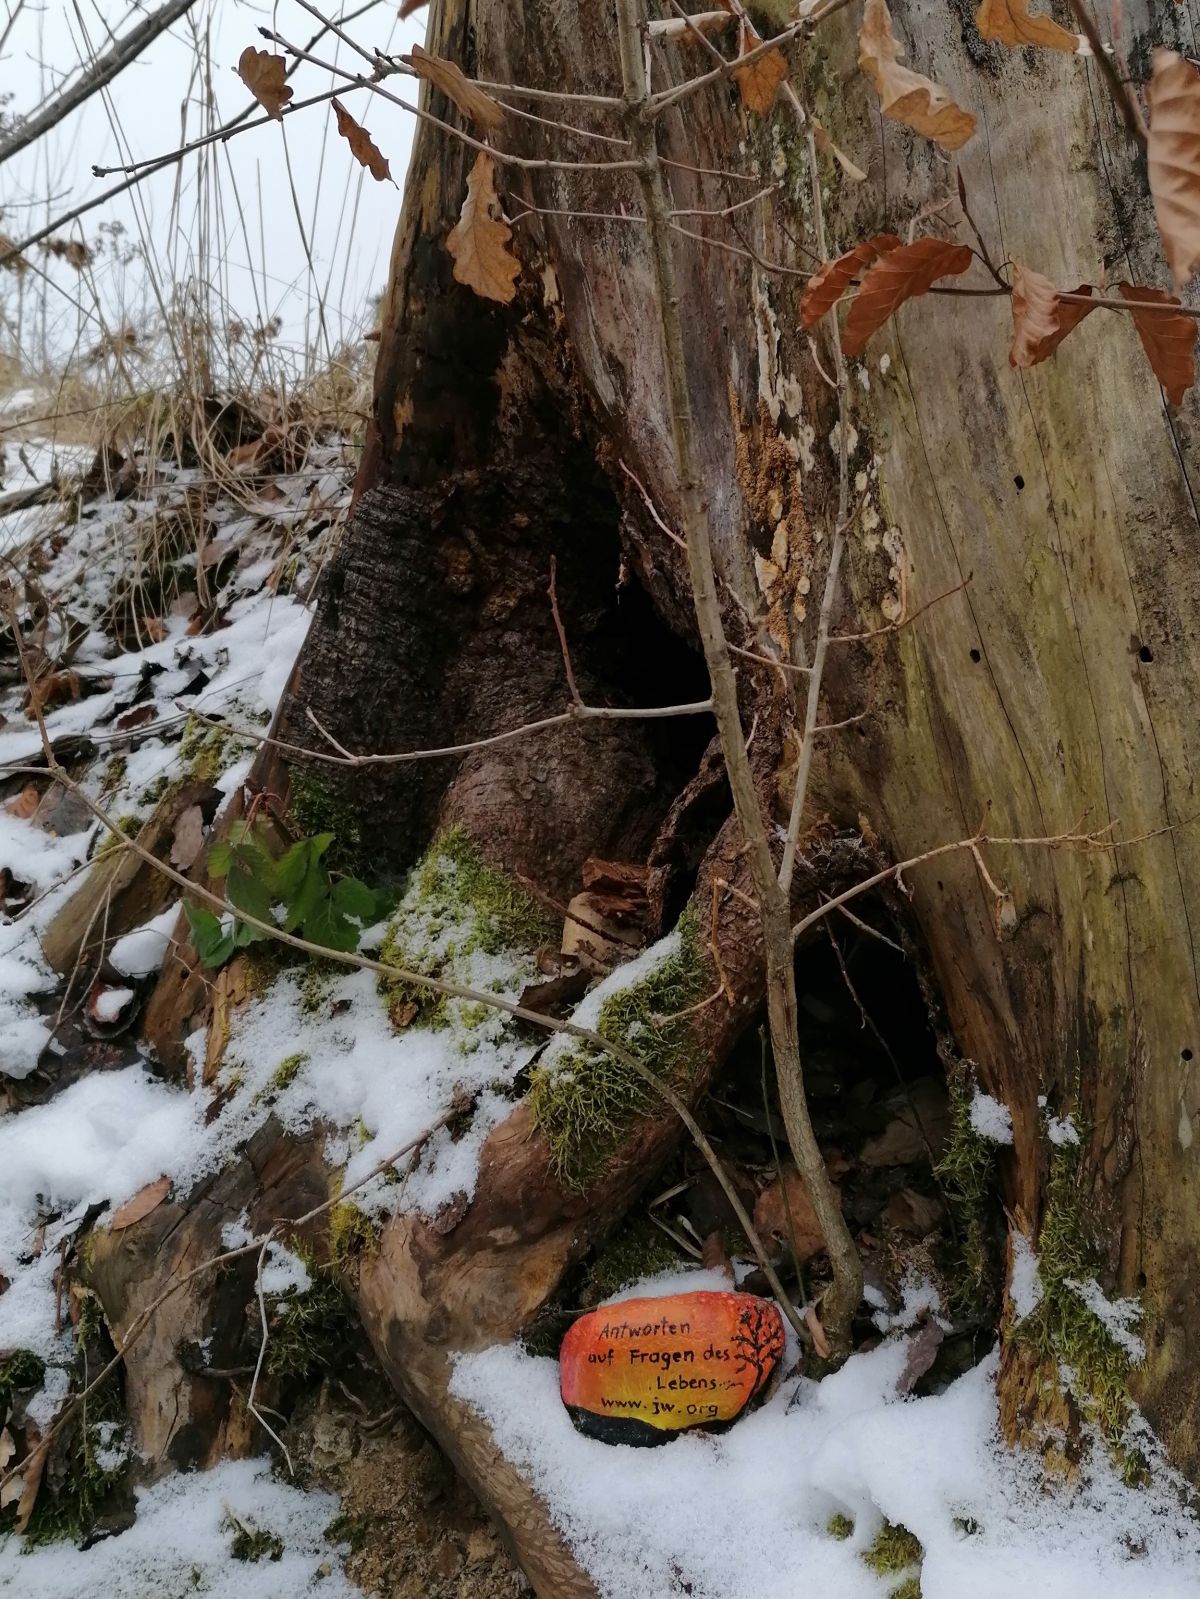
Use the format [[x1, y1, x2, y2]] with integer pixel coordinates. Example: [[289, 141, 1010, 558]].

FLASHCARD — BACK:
[[1066, 1277, 1147, 1362], [1009, 1231, 1044, 1322], [260, 1241, 313, 1298], [1047, 1113, 1081, 1147], [0, 1456, 363, 1599], [109, 902, 181, 978], [451, 1269, 1200, 1599], [969, 1090, 1014, 1145], [91, 986, 135, 1023], [537, 930, 681, 1076]]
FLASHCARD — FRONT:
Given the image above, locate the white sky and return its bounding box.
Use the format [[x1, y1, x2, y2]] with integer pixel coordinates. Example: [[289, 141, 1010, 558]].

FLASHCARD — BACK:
[[0, 0, 425, 370]]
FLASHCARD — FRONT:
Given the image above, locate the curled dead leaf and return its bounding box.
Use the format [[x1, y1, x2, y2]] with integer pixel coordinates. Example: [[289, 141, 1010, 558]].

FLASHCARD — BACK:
[[858, 0, 976, 151], [398, 0, 427, 15], [446, 152, 521, 304], [1148, 50, 1200, 288], [5, 782, 41, 820], [802, 233, 902, 329], [975, 0, 1080, 52], [1118, 281, 1197, 406], [1008, 262, 1098, 367], [109, 1175, 171, 1231], [332, 99, 394, 185], [812, 120, 867, 183], [236, 47, 293, 120], [841, 238, 973, 357], [403, 44, 506, 132], [731, 23, 788, 115]]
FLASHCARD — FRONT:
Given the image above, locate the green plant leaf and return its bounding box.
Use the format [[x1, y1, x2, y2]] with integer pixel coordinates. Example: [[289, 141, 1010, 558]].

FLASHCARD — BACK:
[[184, 901, 236, 968], [303, 896, 360, 953], [207, 841, 233, 877], [331, 876, 376, 922]]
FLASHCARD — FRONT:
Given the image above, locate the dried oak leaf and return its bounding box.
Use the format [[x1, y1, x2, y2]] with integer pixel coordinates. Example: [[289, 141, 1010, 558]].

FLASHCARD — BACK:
[[5, 782, 41, 819], [731, 24, 789, 116], [1008, 262, 1098, 367], [802, 232, 902, 329], [858, 0, 976, 151], [402, 43, 505, 132], [1148, 49, 1200, 288], [236, 47, 293, 120], [841, 237, 973, 357], [109, 1175, 171, 1232], [399, 0, 427, 15], [1119, 281, 1197, 406], [446, 152, 521, 304], [332, 99, 394, 185], [975, 0, 1080, 52]]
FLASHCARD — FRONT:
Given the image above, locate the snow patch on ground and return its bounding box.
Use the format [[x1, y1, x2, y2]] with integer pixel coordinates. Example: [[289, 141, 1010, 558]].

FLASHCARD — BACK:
[[0, 1456, 362, 1598], [1009, 1230, 1044, 1322], [451, 1270, 1200, 1599]]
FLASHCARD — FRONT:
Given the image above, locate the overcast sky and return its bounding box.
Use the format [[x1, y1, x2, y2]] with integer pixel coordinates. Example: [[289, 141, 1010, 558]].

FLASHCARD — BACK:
[[1, 0, 424, 368]]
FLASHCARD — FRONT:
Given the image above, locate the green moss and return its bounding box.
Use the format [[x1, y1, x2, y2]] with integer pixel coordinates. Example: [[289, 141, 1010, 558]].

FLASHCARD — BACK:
[[100, 754, 127, 792], [325, 1510, 378, 1553], [935, 1064, 998, 1314], [1015, 1136, 1141, 1446], [329, 1199, 377, 1270], [225, 1514, 284, 1562], [862, 1521, 922, 1575], [96, 814, 141, 857], [378, 828, 551, 1030], [0, 1349, 45, 1419], [579, 1217, 682, 1308], [827, 1512, 855, 1540], [271, 1052, 308, 1091], [529, 911, 708, 1191], [290, 773, 364, 873], [22, 1295, 129, 1546], [299, 957, 342, 1014], [182, 719, 245, 784], [138, 772, 175, 806], [265, 1249, 357, 1384], [889, 1579, 922, 1599]]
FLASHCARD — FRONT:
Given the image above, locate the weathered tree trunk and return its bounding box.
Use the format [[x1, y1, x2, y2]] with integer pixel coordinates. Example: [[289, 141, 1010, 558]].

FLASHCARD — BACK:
[[125, 0, 1200, 1588]]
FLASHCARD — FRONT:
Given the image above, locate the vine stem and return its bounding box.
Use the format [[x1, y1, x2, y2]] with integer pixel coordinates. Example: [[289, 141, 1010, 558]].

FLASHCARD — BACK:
[[612, 0, 863, 1356]]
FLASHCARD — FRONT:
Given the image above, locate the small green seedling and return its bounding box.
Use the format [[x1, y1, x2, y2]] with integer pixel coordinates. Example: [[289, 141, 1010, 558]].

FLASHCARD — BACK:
[[184, 823, 391, 968]]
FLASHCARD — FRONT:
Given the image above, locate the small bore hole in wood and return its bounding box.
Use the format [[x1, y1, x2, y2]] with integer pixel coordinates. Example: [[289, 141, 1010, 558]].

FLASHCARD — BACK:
[[1013, 474, 1025, 491], [1138, 644, 1154, 663], [1183, 1047, 1193, 1061], [969, 648, 981, 663]]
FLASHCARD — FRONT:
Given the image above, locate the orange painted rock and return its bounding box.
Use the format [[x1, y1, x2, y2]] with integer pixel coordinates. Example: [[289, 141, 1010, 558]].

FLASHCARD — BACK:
[[559, 1290, 785, 1445]]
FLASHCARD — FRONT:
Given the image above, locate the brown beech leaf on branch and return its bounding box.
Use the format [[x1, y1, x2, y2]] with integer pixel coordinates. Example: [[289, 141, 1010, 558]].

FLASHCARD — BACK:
[[446, 152, 521, 304], [858, 0, 976, 151], [331, 99, 394, 184], [1118, 281, 1197, 405], [731, 23, 789, 115], [841, 238, 974, 356], [236, 47, 293, 120], [975, 0, 1080, 52], [1148, 50, 1200, 288], [1008, 263, 1098, 367], [402, 43, 506, 133], [801, 233, 902, 329]]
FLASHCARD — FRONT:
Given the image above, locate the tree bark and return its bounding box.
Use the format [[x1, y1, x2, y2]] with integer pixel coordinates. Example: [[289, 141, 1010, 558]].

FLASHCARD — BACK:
[[130, 0, 1200, 1585]]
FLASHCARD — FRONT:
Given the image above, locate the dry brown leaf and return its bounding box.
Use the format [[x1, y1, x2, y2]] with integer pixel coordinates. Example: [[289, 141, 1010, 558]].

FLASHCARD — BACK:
[[802, 233, 902, 329], [804, 1305, 832, 1360], [812, 119, 868, 183], [446, 152, 521, 304], [1008, 262, 1098, 367], [5, 782, 41, 820], [975, 0, 1080, 52], [701, 1229, 736, 1281], [1118, 280, 1198, 406], [896, 1315, 944, 1394], [109, 1175, 171, 1232], [331, 99, 394, 184], [1148, 50, 1200, 287], [731, 24, 789, 115], [236, 47, 293, 120], [752, 1169, 827, 1263], [858, 0, 976, 151], [842, 238, 973, 356], [169, 803, 206, 870], [402, 44, 505, 132], [14, 1438, 48, 1532], [398, 0, 427, 15]]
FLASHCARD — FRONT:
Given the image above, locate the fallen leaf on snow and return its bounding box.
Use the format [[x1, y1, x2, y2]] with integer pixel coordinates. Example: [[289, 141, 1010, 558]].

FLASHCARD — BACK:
[[446, 152, 521, 304]]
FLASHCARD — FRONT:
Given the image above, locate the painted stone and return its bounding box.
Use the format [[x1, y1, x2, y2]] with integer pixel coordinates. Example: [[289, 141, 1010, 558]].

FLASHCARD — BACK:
[[559, 1290, 786, 1445]]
